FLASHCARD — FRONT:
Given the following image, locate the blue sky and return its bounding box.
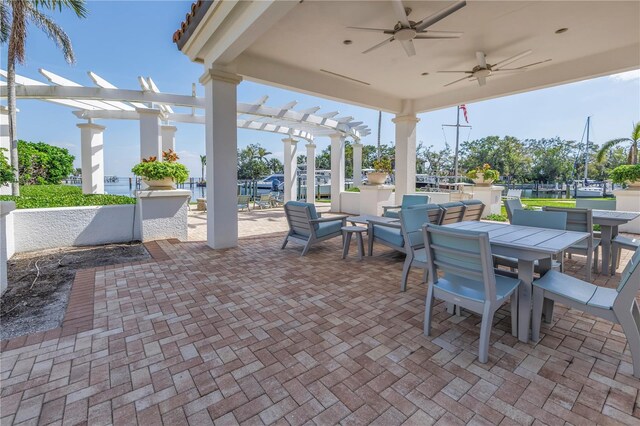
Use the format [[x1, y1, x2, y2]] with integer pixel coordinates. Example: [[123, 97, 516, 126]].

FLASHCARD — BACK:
[[2, 1, 639, 177]]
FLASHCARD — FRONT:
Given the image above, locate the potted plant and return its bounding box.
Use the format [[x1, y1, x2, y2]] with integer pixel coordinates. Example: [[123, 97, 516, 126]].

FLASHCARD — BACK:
[[368, 156, 393, 185], [131, 149, 189, 189], [466, 163, 500, 186], [610, 164, 640, 189]]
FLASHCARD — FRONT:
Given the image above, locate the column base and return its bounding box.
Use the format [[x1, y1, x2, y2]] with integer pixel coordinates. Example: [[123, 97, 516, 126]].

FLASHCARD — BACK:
[[136, 190, 190, 242], [358, 185, 395, 216], [472, 185, 505, 218], [613, 189, 640, 233]]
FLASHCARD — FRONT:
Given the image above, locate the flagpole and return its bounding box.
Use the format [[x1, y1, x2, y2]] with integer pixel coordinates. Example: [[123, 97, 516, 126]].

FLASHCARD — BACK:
[[443, 106, 472, 184]]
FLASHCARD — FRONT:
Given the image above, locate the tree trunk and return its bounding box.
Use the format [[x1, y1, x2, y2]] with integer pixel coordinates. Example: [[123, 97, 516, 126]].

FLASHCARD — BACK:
[[7, 41, 20, 196]]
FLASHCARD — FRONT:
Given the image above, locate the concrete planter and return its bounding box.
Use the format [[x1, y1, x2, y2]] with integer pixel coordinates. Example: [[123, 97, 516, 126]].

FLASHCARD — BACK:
[[367, 172, 388, 185], [142, 177, 175, 189]]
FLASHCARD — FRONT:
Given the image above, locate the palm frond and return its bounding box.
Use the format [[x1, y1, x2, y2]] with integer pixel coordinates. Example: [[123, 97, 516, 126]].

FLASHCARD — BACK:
[[0, 0, 10, 43], [33, 0, 87, 18], [632, 122, 640, 143], [595, 138, 629, 163], [27, 6, 75, 63]]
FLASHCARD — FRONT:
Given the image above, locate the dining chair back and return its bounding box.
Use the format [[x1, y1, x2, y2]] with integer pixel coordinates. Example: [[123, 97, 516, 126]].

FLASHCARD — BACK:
[[576, 199, 616, 210], [438, 201, 466, 225], [511, 209, 567, 230], [461, 199, 486, 221], [504, 198, 524, 222], [542, 206, 600, 280], [422, 224, 521, 362]]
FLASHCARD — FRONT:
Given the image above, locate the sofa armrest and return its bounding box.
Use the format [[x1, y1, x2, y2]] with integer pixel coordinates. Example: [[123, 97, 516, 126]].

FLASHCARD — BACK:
[[382, 205, 402, 212], [309, 215, 349, 224], [368, 219, 401, 229]]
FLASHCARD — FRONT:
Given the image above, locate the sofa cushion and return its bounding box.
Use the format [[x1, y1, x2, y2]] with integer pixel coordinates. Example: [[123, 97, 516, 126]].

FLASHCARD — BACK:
[[316, 221, 343, 238], [374, 224, 404, 247]]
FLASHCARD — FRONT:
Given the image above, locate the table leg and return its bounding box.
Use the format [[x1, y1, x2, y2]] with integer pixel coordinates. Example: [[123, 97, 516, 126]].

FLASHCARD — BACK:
[[356, 232, 364, 260], [610, 225, 619, 275], [537, 257, 554, 324], [517, 259, 535, 343], [600, 225, 613, 276], [342, 232, 352, 259]]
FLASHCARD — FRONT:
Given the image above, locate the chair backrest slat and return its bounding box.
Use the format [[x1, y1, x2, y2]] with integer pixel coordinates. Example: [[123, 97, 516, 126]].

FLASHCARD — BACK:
[[461, 200, 485, 221], [399, 204, 443, 250], [542, 207, 592, 233], [423, 224, 497, 301], [512, 209, 567, 230], [439, 202, 467, 225], [616, 246, 640, 293], [576, 199, 616, 210], [504, 198, 523, 222], [284, 201, 316, 235], [402, 194, 431, 209]]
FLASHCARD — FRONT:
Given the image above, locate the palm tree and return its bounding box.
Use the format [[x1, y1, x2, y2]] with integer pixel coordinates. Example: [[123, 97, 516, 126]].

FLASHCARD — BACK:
[[199, 154, 206, 182], [596, 123, 640, 165], [1, 0, 87, 195], [256, 146, 272, 164]]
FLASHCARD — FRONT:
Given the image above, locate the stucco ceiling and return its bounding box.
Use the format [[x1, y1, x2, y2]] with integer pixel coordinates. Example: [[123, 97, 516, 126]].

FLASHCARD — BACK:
[[185, 1, 640, 113]]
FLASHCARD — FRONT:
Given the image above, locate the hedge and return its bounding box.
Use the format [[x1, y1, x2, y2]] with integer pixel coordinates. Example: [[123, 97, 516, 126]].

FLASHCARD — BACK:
[[0, 185, 136, 209]]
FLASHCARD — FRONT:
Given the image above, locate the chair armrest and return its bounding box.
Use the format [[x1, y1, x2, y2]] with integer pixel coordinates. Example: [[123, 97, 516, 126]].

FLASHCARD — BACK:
[[309, 215, 349, 224], [382, 205, 402, 212], [368, 219, 401, 229]]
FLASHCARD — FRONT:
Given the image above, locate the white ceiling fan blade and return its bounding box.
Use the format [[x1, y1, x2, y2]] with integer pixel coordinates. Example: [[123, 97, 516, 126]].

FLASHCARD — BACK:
[[415, 0, 467, 32], [400, 39, 416, 57], [476, 51, 487, 68], [414, 33, 462, 40], [508, 58, 553, 69], [444, 75, 473, 87], [437, 70, 473, 73], [390, 0, 411, 26], [477, 75, 487, 86], [492, 69, 527, 74], [347, 26, 395, 34], [493, 50, 533, 70], [362, 36, 395, 54]]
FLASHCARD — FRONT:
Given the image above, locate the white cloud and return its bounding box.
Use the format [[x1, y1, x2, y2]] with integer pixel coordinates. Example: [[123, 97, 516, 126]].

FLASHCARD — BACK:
[[609, 69, 640, 82]]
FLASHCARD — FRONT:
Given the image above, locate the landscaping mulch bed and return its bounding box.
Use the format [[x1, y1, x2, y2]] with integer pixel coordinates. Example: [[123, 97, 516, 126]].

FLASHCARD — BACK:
[[1, 243, 150, 341]]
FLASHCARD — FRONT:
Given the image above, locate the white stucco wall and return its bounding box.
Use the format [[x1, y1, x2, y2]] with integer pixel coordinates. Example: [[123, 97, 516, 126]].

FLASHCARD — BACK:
[[136, 190, 190, 242], [339, 192, 361, 215], [11, 205, 139, 253]]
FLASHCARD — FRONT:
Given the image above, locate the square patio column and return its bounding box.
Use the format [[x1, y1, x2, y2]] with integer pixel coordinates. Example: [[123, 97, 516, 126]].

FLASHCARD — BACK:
[[305, 142, 316, 203], [282, 138, 298, 202], [330, 133, 345, 212], [0, 107, 10, 196], [201, 69, 242, 249], [137, 108, 162, 161], [393, 113, 419, 199], [161, 125, 177, 153], [77, 123, 106, 195], [353, 142, 363, 187]]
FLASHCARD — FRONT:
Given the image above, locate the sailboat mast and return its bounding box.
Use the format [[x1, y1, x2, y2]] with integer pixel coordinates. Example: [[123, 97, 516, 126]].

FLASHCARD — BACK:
[[454, 106, 460, 183], [584, 116, 590, 181]]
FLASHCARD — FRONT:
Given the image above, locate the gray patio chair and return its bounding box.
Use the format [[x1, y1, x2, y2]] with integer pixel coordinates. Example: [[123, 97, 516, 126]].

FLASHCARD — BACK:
[[612, 235, 640, 271], [504, 198, 524, 222], [398, 204, 443, 291], [382, 194, 431, 218], [532, 246, 640, 378], [543, 207, 600, 281], [576, 199, 616, 210], [237, 195, 251, 211], [422, 224, 522, 363], [438, 201, 466, 225], [494, 209, 567, 274], [254, 194, 272, 209], [461, 199, 486, 221], [281, 201, 347, 256]]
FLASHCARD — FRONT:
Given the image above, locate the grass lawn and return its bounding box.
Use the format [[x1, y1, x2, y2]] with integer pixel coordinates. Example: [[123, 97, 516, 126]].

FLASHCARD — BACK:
[[0, 185, 136, 209]]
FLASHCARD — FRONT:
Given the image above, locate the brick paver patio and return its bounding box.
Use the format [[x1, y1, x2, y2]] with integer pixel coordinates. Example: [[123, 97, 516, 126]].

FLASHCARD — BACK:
[[1, 208, 639, 425]]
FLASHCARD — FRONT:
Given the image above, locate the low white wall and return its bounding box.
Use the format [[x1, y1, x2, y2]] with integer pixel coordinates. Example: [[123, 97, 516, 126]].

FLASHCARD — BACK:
[[419, 192, 451, 204], [11, 205, 139, 253], [339, 192, 361, 215]]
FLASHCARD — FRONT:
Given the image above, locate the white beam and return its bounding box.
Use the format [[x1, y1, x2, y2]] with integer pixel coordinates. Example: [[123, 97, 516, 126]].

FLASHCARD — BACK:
[[77, 123, 106, 195]]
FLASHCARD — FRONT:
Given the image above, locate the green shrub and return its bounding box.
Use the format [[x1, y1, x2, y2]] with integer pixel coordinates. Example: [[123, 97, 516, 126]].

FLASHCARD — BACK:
[[346, 187, 360, 192], [0, 148, 16, 187], [132, 149, 189, 183], [609, 164, 640, 184], [466, 163, 500, 181], [0, 185, 136, 209], [18, 141, 75, 185], [486, 213, 508, 222], [372, 156, 393, 174]]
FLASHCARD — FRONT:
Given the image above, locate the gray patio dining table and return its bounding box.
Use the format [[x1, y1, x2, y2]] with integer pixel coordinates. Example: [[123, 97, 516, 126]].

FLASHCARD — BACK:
[[444, 221, 589, 343], [591, 210, 640, 275]]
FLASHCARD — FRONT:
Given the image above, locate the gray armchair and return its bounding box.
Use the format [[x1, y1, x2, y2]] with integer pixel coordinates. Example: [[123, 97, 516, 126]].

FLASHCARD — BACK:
[[282, 201, 347, 256]]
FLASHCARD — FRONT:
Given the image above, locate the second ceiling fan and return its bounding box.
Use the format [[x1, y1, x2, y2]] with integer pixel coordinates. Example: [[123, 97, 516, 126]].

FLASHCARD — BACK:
[[349, 0, 467, 57]]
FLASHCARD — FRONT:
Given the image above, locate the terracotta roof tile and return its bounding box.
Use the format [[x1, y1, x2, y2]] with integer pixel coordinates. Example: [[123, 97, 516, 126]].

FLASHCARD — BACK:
[[173, 0, 211, 47]]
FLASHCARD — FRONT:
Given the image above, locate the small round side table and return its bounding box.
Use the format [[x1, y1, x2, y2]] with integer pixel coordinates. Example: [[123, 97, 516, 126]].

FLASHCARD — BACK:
[[341, 225, 367, 260]]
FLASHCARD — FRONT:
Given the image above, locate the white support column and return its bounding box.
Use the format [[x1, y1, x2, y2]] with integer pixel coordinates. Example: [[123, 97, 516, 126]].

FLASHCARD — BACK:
[[161, 125, 177, 153], [330, 133, 346, 212], [137, 108, 162, 161], [201, 69, 242, 249], [353, 142, 363, 187], [0, 107, 10, 196], [393, 113, 419, 200], [305, 142, 316, 203], [77, 123, 106, 195], [282, 138, 298, 202]]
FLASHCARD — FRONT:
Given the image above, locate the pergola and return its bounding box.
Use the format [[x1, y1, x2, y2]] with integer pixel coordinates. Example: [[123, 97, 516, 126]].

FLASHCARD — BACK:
[[173, 0, 639, 249], [0, 69, 370, 201]]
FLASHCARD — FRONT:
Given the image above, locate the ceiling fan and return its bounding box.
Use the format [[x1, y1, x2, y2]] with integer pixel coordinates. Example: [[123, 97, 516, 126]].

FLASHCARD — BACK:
[[348, 0, 466, 57], [439, 50, 552, 87]]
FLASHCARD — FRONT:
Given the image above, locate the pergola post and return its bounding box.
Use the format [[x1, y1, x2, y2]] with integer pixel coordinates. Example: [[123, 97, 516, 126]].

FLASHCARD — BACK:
[[353, 142, 363, 187], [282, 137, 298, 202], [305, 142, 316, 203], [137, 108, 162, 161], [77, 122, 106, 195], [330, 133, 345, 212], [393, 113, 419, 199], [161, 124, 177, 153], [201, 69, 242, 249], [0, 107, 10, 196]]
